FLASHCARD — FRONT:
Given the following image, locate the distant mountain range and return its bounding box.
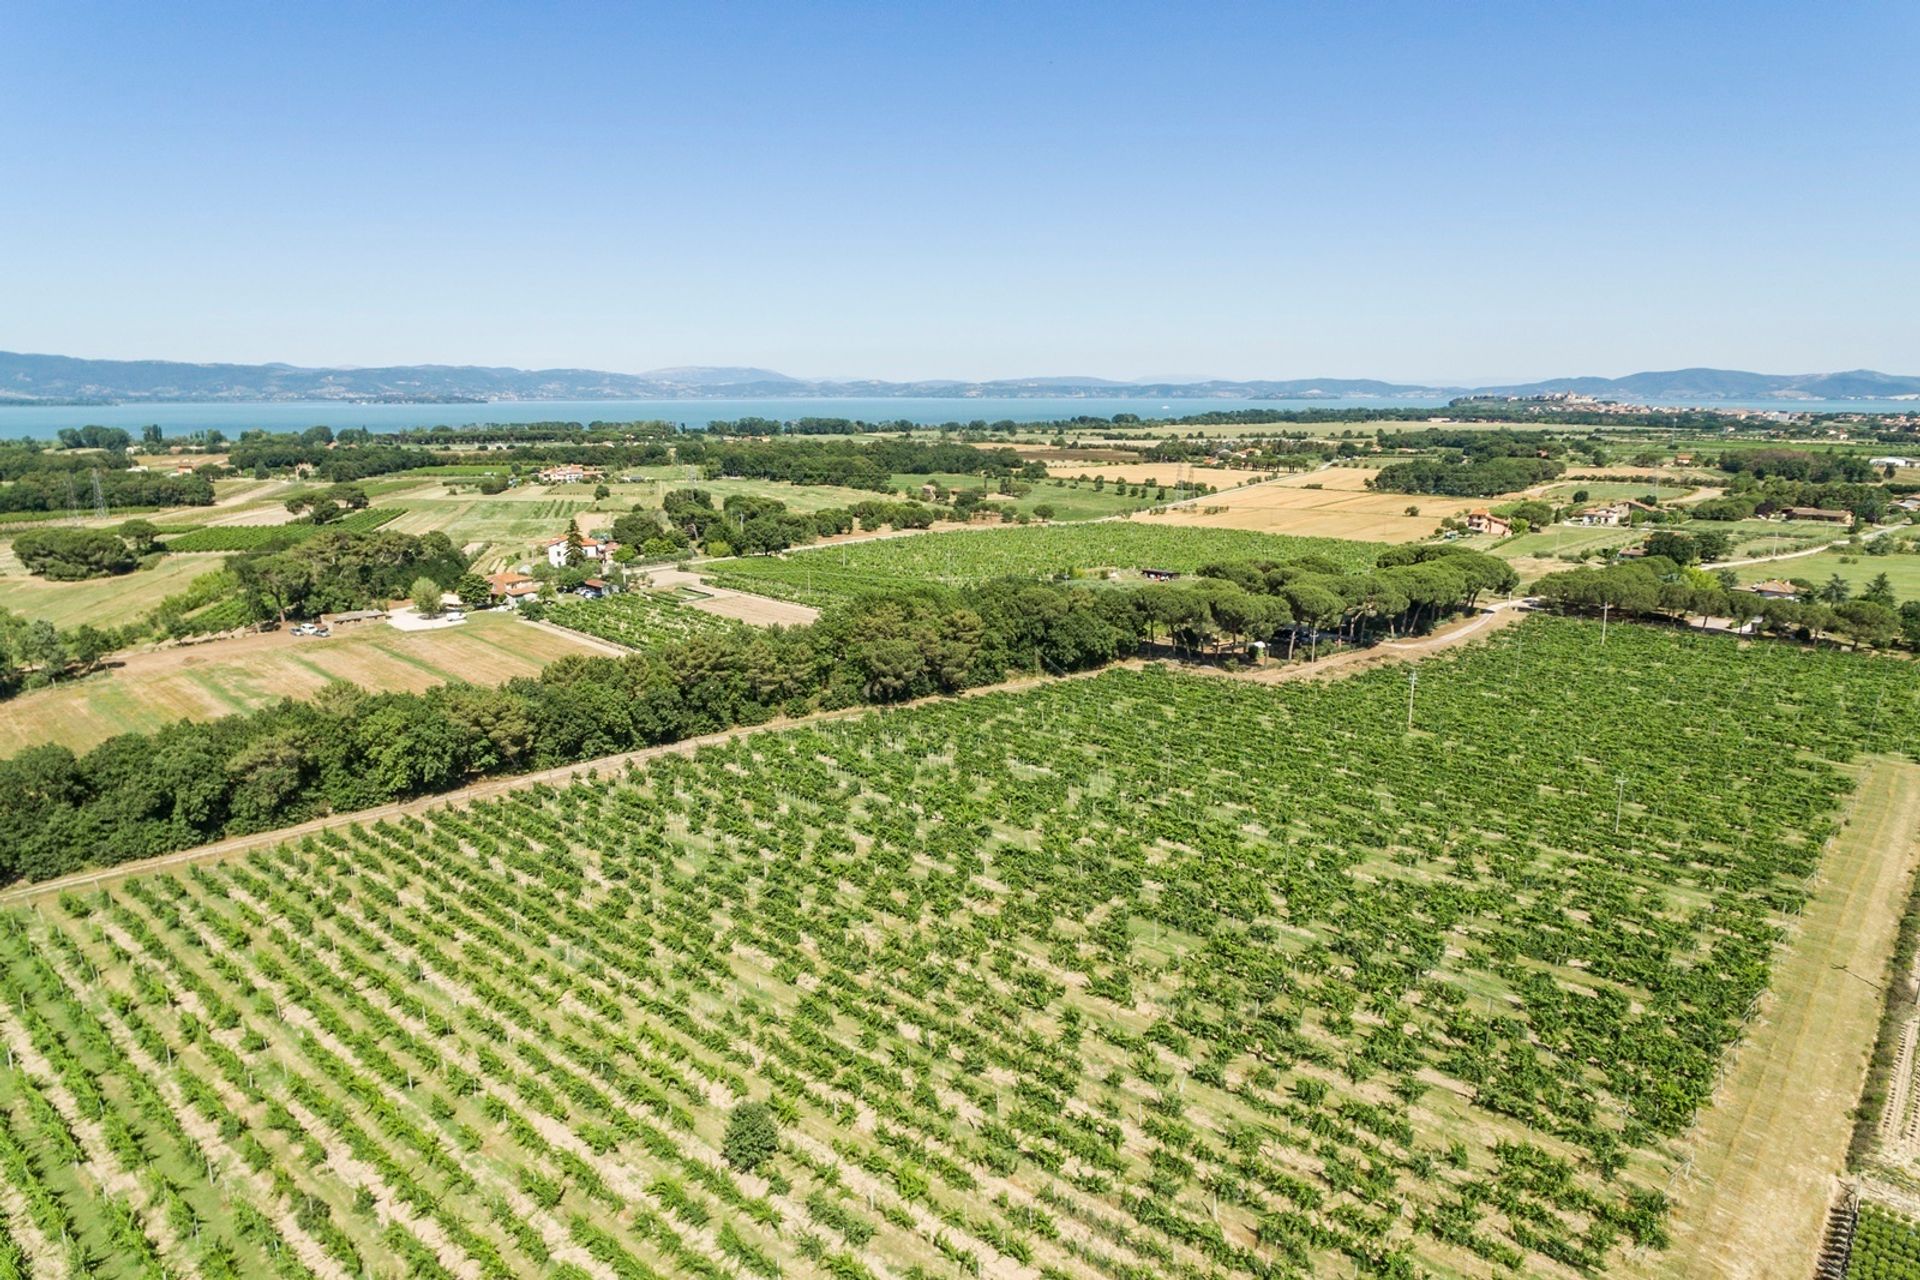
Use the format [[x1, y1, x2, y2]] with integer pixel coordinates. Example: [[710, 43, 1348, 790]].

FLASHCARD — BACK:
[[2, 350, 1917, 406]]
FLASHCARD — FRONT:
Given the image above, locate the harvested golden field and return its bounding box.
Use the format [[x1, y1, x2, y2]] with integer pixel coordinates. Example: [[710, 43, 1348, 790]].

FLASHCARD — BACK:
[[1039, 460, 1263, 487], [1137, 466, 1482, 541], [0, 610, 601, 756]]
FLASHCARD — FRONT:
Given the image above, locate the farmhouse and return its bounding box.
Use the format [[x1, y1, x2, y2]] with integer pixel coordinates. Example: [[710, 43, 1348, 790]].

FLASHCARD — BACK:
[[486, 571, 541, 604], [1782, 506, 1852, 524], [1747, 579, 1801, 601], [1465, 510, 1512, 537], [1569, 499, 1657, 528], [545, 536, 619, 568], [537, 464, 606, 484]]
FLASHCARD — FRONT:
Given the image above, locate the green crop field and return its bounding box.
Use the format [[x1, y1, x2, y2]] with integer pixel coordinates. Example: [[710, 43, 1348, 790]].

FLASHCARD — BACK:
[[380, 495, 602, 567], [890, 474, 1169, 522], [0, 620, 1914, 1279], [0, 554, 217, 629], [162, 508, 400, 553], [544, 592, 747, 649], [704, 522, 1379, 607]]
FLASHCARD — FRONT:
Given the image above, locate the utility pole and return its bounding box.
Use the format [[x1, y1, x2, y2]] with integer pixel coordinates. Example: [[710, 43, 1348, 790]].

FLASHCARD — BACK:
[[1406, 668, 1418, 732], [1615, 776, 1626, 834], [1600, 601, 1611, 646]]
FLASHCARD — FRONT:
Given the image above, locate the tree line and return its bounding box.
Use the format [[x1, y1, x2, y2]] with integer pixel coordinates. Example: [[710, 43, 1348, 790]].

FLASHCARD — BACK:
[[0, 554, 1513, 888], [1533, 556, 1920, 649], [1370, 455, 1565, 497], [11, 521, 164, 579], [608, 489, 938, 560]]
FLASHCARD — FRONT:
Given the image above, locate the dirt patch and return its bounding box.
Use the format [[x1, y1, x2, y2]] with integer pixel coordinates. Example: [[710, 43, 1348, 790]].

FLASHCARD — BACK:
[[1135, 467, 1482, 542], [688, 591, 818, 627]]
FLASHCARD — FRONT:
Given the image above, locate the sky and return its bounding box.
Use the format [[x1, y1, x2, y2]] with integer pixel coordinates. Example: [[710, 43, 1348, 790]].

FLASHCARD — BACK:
[[2, 1, 1916, 383]]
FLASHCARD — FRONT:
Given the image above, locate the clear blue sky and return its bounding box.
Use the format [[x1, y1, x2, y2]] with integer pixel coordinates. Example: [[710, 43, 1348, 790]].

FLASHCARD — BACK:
[[3, 1, 1914, 382]]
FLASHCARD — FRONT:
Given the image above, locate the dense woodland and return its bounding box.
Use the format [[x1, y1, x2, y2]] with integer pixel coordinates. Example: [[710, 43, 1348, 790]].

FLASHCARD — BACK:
[[1369, 433, 1571, 497]]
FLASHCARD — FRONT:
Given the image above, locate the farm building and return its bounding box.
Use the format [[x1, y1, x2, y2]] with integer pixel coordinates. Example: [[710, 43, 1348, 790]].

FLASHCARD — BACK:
[[1747, 579, 1800, 601], [537, 464, 607, 484], [1465, 510, 1512, 537], [1569, 499, 1657, 528], [545, 536, 620, 568], [1870, 456, 1917, 468], [321, 608, 388, 628], [1781, 506, 1852, 524], [486, 571, 541, 604], [575, 577, 615, 599]]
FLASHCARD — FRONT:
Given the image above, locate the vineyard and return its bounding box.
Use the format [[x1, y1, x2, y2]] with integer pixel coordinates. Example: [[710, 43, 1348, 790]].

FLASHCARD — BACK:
[[544, 592, 748, 649], [0, 619, 1914, 1279], [164, 509, 400, 553], [704, 524, 1379, 607], [1850, 1204, 1920, 1279]]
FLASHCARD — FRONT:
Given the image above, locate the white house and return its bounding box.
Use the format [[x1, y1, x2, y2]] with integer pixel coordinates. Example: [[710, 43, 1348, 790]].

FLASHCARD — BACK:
[[545, 535, 618, 568], [537, 464, 606, 484], [1568, 499, 1657, 528]]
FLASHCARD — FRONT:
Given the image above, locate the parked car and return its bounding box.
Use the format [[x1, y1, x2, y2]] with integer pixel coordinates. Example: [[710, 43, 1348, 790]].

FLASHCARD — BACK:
[[291, 623, 320, 636]]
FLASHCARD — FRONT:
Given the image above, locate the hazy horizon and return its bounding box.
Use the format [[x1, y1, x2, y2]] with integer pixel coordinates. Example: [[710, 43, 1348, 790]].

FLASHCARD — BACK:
[[3, 2, 1915, 381]]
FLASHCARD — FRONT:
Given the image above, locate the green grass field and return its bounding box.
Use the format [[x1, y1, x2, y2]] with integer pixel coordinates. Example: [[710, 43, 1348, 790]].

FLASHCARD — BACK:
[[0, 553, 219, 629], [1536, 480, 1687, 503], [704, 521, 1379, 606], [890, 473, 1168, 521], [1736, 545, 1920, 601]]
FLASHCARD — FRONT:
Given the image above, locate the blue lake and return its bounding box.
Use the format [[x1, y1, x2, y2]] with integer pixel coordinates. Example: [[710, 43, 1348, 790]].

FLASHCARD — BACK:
[[0, 394, 1908, 438]]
